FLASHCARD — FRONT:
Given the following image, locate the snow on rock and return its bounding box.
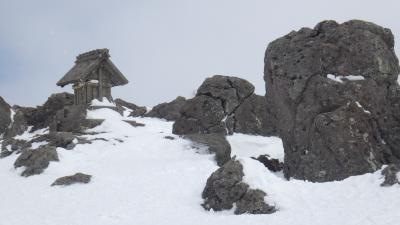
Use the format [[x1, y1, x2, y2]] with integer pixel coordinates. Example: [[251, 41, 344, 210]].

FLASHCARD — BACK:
[[0, 107, 399, 224], [398, 75, 400, 85], [355, 101, 371, 114], [327, 74, 365, 83], [90, 97, 116, 107], [14, 127, 49, 141]]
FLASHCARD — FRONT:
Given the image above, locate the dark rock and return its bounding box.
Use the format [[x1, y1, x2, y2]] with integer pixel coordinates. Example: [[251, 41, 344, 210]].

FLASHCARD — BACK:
[[233, 94, 276, 136], [123, 120, 145, 127], [235, 189, 276, 215], [173, 75, 275, 136], [185, 133, 231, 166], [28, 93, 74, 131], [1, 138, 32, 158], [0, 96, 11, 134], [202, 159, 275, 214], [264, 20, 400, 182], [4, 106, 33, 138], [164, 136, 175, 140], [146, 96, 186, 121], [115, 98, 147, 117], [252, 155, 283, 172], [14, 146, 59, 177], [173, 95, 226, 135], [196, 75, 254, 114], [381, 164, 400, 186], [31, 132, 76, 149], [50, 105, 103, 133], [51, 172, 92, 186]]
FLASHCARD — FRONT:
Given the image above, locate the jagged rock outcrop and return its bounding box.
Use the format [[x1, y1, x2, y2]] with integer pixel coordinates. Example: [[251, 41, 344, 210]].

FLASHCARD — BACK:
[[14, 145, 59, 177], [0, 96, 11, 134], [381, 164, 400, 186], [146, 96, 186, 121], [51, 173, 92, 186], [185, 133, 231, 166], [202, 159, 276, 214], [115, 98, 147, 117], [264, 20, 400, 182], [173, 75, 275, 136]]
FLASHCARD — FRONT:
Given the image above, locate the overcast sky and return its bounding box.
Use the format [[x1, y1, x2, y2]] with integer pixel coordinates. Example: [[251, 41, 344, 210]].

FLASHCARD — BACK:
[[0, 0, 399, 107]]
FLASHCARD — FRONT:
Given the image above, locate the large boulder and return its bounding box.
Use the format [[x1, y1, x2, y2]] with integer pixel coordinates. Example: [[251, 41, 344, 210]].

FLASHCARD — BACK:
[[185, 133, 231, 166], [4, 106, 34, 138], [202, 159, 275, 214], [146, 96, 186, 121], [0, 96, 11, 134], [173, 95, 226, 134], [264, 20, 400, 181], [14, 145, 59, 177], [115, 98, 147, 117], [173, 75, 256, 135]]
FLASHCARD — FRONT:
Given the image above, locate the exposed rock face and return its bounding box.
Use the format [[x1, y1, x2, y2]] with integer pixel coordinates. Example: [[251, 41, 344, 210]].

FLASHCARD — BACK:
[[4, 106, 33, 138], [115, 98, 147, 117], [31, 132, 76, 149], [50, 105, 103, 133], [51, 173, 92, 186], [202, 159, 275, 214], [0, 96, 11, 134], [1, 138, 32, 158], [14, 146, 59, 177], [29, 93, 74, 131], [173, 95, 226, 134], [146, 96, 186, 121], [185, 133, 231, 166], [233, 95, 276, 136], [381, 164, 400, 186], [173, 75, 269, 135], [264, 20, 400, 182]]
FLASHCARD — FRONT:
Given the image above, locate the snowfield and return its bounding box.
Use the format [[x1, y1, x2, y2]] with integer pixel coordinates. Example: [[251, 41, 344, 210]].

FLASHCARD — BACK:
[[0, 108, 399, 225]]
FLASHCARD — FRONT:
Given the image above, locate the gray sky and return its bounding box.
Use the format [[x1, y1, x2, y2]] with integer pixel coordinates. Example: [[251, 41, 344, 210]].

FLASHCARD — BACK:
[[0, 0, 399, 107]]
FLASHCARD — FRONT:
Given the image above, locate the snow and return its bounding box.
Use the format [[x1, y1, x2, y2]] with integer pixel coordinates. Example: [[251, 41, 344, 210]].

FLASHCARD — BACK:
[[31, 141, 49, 149], [355, 101, 371, 114], [90, 97, 116, 107], [327, 74, 365, 83], [0, 108, 399, 225], [397, 75, 400, 85]]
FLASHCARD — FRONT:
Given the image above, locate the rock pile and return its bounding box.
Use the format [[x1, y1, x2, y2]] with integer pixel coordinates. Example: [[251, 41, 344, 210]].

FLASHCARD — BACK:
[[264, 20, 400, 182], [146, 96, 186, 121]]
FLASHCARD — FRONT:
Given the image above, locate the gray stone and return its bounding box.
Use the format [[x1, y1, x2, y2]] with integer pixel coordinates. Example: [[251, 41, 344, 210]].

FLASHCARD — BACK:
[[381, 164, 400, 186], [14, 146, 59, 177], [115, 98, 147, 117], [264, 20, 400, 182], [123, 120, 145, 127], [31, 132, 76, 149], [233, 94, 276, 136], [235, 189, 276, 215], [1, 138, 32, 158], [51, 173, 92, 186], [197, 75, 254, 114], [146, 96, 186, 121], [0, 96, 11, 134], [185, 133, 231, 166], [201, 159, 275, 214], [252, 155, 283, 172], [173, 95, 226, 135], [4, 107, 33, 138], [50, 105, 103, 133]]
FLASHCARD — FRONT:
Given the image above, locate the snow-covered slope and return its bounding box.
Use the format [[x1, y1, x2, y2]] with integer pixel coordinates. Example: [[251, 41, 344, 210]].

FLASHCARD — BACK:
[[0, 108, 399, 225]]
